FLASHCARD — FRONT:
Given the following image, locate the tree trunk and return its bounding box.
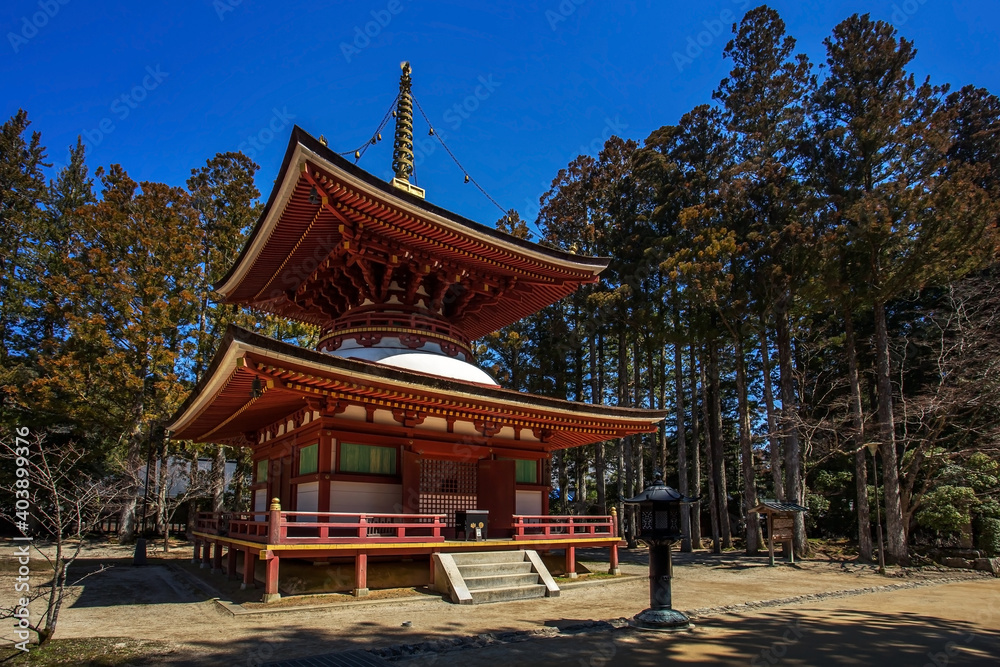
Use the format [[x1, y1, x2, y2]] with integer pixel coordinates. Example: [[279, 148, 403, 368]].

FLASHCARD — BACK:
[[620, 329, 636, 547], [775, 299, 806, 556], [117, 429, 144, 543], [634, 340, 645, 495], [701, 348, 720, 554], [759, 322, 783, 501], [573, 320, 588, 513], [844, 309, 873, 562], [211, 445, 226, 512], [654, 344, 666, 478], [155, 437, 169, 534], [232, 448, 250, 512], [674, 337, 692, 552], [555, 450, 568, 514], [873, 298, 908, 564], [708, 336, 732, 550], [689, 342, 703, 548], [185, 449, 199, 538], [593, 333, 607, 514], [735, 328, 761, 555]]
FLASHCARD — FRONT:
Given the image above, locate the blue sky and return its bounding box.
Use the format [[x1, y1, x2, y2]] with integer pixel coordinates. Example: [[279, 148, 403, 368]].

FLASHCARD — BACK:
[[4, 0, 999, 233]]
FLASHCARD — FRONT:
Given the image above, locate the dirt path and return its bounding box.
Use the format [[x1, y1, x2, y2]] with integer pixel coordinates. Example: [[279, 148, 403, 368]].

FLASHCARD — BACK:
[[401, 578, 1000, 666], [1, 541, 994, 665]]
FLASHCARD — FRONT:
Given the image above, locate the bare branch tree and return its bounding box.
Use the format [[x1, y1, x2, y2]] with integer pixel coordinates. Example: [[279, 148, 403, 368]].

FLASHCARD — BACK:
[[0, 434, 123, 648]]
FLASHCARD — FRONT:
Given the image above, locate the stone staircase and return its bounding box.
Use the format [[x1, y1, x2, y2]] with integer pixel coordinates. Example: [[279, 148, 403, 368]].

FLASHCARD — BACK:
[[432, 550, 559, 604]]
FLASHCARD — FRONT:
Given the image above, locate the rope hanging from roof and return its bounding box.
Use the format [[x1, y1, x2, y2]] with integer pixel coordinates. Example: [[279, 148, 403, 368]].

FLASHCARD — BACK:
[[332, 63, 511, 222], [411, 94, 510, 221], [336, 93, 399, 163]]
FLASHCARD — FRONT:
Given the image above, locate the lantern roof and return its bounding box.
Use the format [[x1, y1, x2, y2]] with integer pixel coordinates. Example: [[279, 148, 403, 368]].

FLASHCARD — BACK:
[[624, 473, 698, 504]]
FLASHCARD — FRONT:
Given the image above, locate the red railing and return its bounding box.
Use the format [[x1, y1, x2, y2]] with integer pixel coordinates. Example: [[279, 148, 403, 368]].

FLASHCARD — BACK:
[[196, 511, 445, 544], [512, 515, 616, 540], [198, 511, 613, 544]]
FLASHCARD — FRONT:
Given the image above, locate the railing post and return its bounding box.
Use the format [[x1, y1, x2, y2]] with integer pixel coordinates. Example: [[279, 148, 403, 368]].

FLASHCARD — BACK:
[[568, 516, 574, 536], [354, 553, 369, 597], [610, 507, 619, 538], [565, 546, 577, 579], [358, 514, 368, 539], [263, 552, 280, 603], [267, 498, 282, 545], [609, 543, 620, 575]]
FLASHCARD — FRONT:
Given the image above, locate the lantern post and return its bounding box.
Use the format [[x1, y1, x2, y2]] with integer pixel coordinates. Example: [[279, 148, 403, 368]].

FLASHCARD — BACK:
[[624, 472, 697, 631]]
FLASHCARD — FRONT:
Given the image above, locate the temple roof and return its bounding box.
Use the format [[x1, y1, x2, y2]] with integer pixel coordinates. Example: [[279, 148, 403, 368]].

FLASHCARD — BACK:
[[166, 326, 665, 450], [213, 127, 609, 340]]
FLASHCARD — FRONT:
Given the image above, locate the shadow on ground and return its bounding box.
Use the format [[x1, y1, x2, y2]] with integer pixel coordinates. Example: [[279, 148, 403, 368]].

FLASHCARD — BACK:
[[67, 560, 207, 608], [392, 606, 1000, 666]]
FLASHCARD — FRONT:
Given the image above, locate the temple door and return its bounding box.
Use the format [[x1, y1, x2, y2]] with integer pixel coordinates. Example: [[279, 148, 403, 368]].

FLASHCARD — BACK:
[[477, 459, 515, 538], [401, 449, 420, 514], [279, 455, 293, 511]]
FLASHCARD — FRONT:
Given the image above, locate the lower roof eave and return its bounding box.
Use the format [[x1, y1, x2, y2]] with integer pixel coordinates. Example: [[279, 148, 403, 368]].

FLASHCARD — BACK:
[[167, 325, 666, 445]]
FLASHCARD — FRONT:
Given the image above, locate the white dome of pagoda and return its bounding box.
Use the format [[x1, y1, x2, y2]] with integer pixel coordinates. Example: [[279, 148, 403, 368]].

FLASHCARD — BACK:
[[326, 340, 499, 386]]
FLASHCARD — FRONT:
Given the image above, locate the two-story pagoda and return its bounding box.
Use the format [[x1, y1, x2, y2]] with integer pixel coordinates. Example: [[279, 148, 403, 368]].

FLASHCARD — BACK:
[[168, 64, 665, 601]]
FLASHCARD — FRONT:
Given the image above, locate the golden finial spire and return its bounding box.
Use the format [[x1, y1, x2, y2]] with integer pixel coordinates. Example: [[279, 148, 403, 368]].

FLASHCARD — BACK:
[[391, 61, 425, 199]]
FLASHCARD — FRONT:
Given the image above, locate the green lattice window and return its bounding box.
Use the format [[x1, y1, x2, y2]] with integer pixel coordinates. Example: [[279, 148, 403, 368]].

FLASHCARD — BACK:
[[340, 443, 397, 475], [298, 443, 318, 475], [256, 459, 268, 483], [515, 459, 537, 484], [501, 458, 538, 484]]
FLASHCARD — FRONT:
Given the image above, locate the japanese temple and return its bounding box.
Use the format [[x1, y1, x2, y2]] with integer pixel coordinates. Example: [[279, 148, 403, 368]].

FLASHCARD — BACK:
[[167, 63, 666, 602]]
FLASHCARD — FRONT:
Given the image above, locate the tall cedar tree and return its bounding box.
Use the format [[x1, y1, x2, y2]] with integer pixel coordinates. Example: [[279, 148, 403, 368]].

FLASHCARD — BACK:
[[714, 5, 815, 556], [0, 111, 47, 406], [813, 14, 998, 563], [35, 166, 203, 540]]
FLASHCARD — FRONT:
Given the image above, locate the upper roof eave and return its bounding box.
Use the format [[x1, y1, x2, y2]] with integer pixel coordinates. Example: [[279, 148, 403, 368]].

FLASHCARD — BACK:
[[214, 126, 610, 298]]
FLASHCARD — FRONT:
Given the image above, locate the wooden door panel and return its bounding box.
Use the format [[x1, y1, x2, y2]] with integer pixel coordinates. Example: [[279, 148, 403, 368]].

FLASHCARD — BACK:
[[477, 459, 515, 538]]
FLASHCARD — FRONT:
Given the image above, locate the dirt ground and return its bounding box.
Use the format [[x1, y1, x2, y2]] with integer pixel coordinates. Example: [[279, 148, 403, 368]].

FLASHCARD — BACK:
[[402, 579, 1000, 666], [1, 539, 996, 665]]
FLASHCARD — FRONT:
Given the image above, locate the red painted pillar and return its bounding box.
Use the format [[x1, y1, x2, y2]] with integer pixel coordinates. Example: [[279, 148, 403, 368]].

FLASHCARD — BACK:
[[263, 552, 280, 603], [212, 542, 223, 573], [429, 552, 436, 586], [565, 546, 577, 579], [227, 545, 238, 580], [609, 543, 620, 575], [241, 548, 256, 589], [191, 540, 201, 564], [354, 552, 369, 597], [201, 541, 212, 568]]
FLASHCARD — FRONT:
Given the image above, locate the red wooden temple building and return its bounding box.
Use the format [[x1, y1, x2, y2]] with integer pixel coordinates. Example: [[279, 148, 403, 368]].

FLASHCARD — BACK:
[[167, 63, 665, 602]]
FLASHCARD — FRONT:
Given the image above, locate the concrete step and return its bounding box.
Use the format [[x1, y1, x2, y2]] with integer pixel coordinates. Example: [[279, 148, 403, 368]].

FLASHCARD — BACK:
[[463, 572, 541, 590], [457, 562, 534, 578], [468, 583, 547, 604], [449, 551, 526, 565]]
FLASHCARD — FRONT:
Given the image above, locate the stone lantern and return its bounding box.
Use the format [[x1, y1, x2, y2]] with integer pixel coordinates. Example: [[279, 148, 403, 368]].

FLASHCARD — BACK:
[[624, 472, 697, 631]]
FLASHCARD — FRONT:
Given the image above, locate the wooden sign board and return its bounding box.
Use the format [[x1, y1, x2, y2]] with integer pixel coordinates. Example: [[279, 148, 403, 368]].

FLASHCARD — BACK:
[[771, 515, 794, 541]]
